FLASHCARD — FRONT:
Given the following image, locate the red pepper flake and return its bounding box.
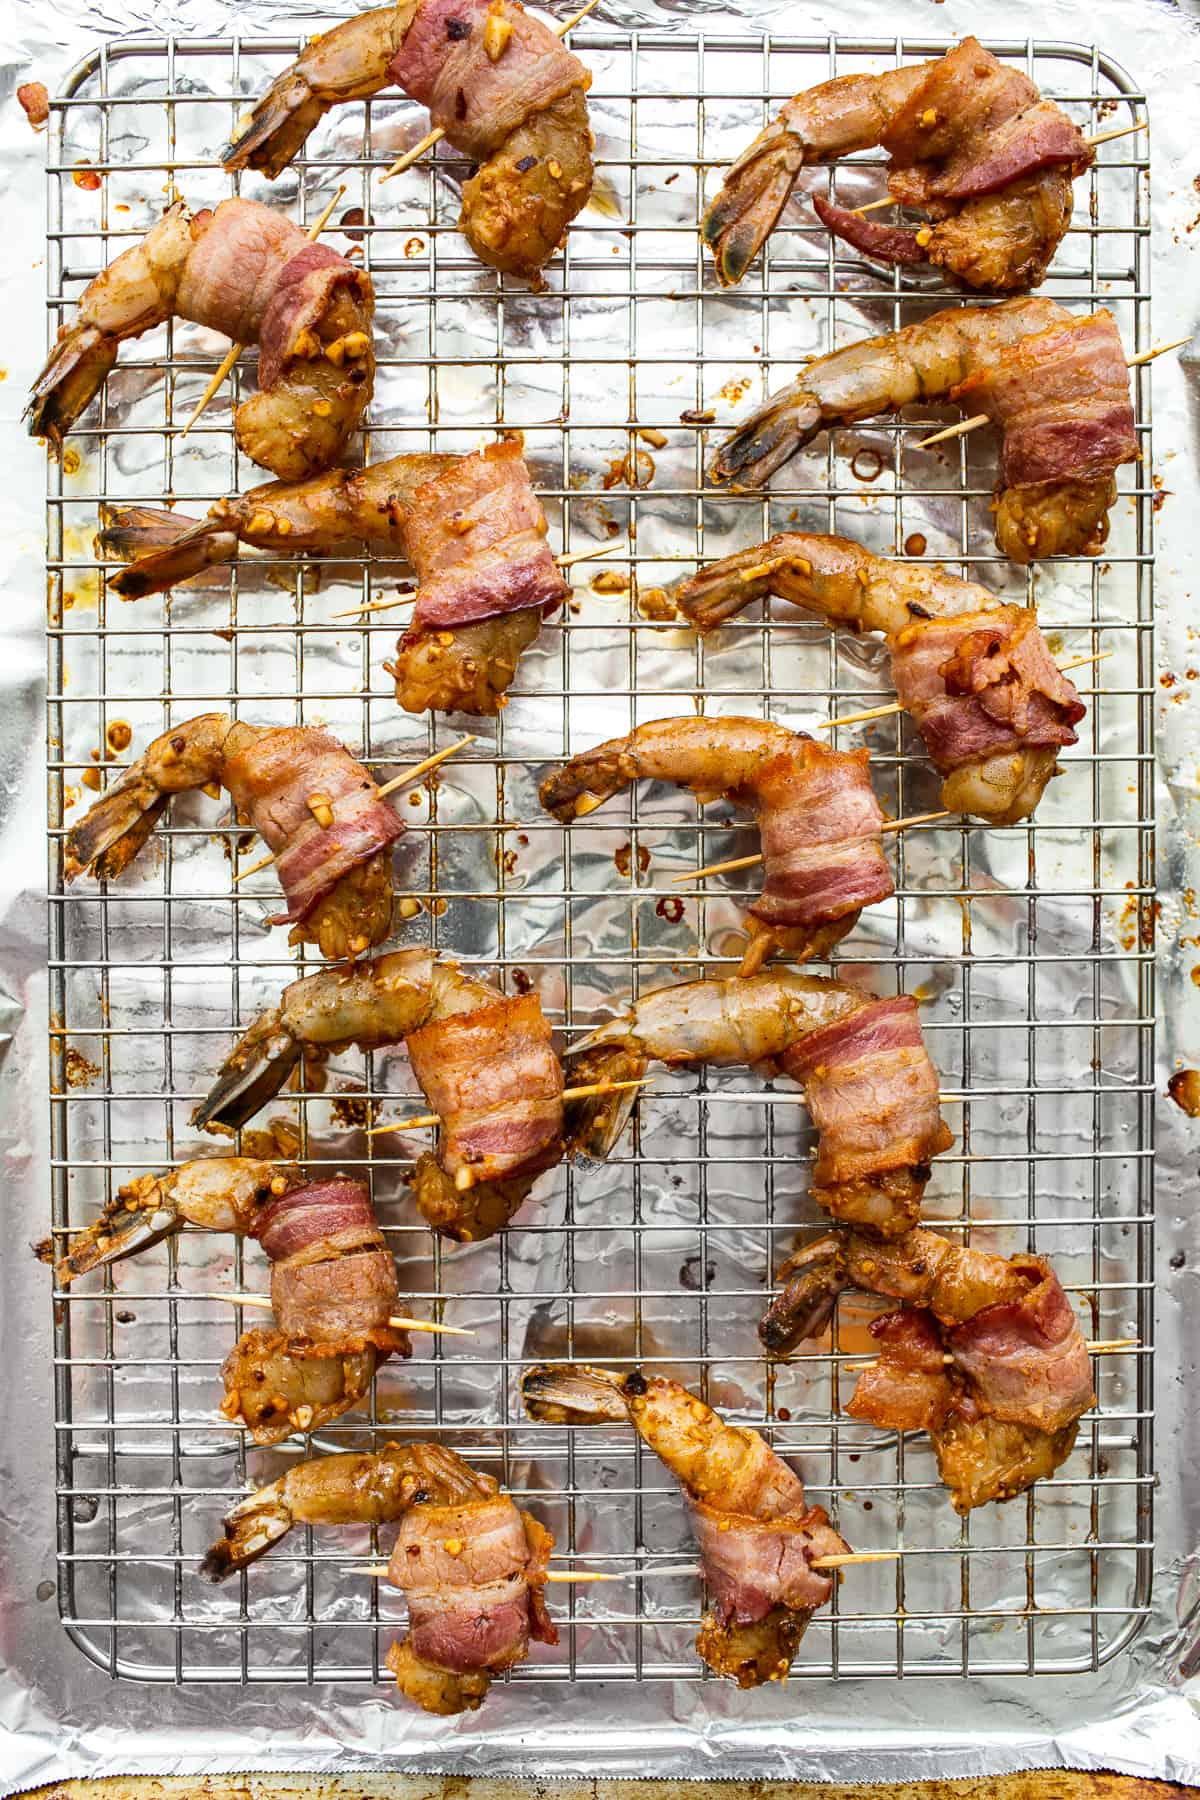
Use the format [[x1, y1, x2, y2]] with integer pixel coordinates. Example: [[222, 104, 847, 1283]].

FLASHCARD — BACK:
[[18, 82, 49, 128], [73, 166, 102, 191]]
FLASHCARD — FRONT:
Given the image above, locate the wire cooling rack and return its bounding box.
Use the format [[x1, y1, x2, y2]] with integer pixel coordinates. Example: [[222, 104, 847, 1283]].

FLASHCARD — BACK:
[[43, 31, 1155, 1687]]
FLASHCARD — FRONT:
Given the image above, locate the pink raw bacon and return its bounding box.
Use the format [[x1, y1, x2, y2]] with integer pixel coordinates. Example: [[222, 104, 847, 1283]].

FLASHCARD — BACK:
[[745, 739, 893, 932], [947, 1256, 1095, 1434], [402, 441, 568, 634]]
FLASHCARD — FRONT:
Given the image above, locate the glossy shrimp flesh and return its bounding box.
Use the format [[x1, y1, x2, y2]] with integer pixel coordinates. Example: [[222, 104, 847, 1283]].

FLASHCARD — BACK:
[[64, 712, 402, 962], [673, 532, 1080, 826], [28, 198, 374, 479], [225, 0, 594, 283], [219, 1328, 397, 1447]]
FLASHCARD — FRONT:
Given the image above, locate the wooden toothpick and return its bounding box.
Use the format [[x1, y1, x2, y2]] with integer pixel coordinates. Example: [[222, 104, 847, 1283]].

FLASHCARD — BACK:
[[673, 809, 949, 887], [364, 1076, 652, 1137], [842, 1336, 1138, 1374], [1084, 119, 1147, 148], [330, 542, 621, 621], [380, 0, 603, 182], [1127, 335, 1192, 368], [815, 650, 1111, 736], [180, 186, 346, 439], [198, 1291, 475, 1336], [233, 734, 475, 884]]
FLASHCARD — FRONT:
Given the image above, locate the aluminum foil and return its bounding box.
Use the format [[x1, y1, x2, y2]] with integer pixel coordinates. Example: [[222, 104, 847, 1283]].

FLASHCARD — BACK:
[[3, 0, 1200, 1787]]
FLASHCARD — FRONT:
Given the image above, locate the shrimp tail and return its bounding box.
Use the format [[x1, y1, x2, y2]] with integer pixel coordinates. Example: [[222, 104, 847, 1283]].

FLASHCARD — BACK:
[[200, 1478, 294, 1581], [36, 1187, 183, 1287], [224, 71, 324, 178], [703, 121, 806, 287], [64, 780, 170, 884], [192, 1009, 304, 1135], [562, 1010, 637, 1061], [709, 381, 824, 488], [520, 1362, 631, 1425], [758, 1233, 850, 1357], [26, 323, 118, 450], [100, 508, 240, 600], [564, 1042, 648, 1163]]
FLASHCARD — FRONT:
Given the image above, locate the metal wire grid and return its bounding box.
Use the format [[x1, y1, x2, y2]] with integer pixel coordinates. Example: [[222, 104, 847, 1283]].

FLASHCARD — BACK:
[[43, 30, 1155, 1688]]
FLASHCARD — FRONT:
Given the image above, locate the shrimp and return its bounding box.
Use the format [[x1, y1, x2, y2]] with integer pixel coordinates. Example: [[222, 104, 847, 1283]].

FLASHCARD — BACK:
[[710, 299, 1135, 567], [540, 716, 893, 970], [521, 1364, 849, 1687], [673, 532, 1085, 826], [567, 969, 952, 1238], [703, 41, 1088, 294], [63, 713, 405, 962], [98, 454, 457, 600], [192, 948, 610, 1243], [36, 1156, 295, 1287], [27, 198, 374, 480], [224, 0, 594, 283], [200, 1438, 474, 1577]]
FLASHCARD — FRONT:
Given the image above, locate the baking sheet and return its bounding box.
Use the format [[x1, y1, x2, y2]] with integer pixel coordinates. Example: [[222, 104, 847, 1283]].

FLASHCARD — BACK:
[[2, 0, 1200, 1788]]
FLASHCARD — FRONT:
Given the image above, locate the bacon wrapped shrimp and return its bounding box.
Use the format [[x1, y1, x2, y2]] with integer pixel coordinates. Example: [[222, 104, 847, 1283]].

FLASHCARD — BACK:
[[101, 440, 568, 718], [710, 299, 1138, 565], [225, 0, 594, 282], [567, 969, 952, 1238], [705, 38, 1091, 293], [522, 1364, 849, 1687], [674, 531, 1086, 826], [202, 1440, 557, 1714], [27, 197, 373, 478], [762, 1226, 1095, 1511], [63, 713, 405, 961], [540, 716, 893, 972]]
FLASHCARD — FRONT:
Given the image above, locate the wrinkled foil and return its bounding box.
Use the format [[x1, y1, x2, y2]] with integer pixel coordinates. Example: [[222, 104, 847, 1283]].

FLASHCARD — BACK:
[[2, 0, 1200, 1787]]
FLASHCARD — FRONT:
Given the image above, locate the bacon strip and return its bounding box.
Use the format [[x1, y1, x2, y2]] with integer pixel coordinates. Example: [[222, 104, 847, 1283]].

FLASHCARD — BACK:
[[891, 606, 1084, 774], [388, 1495, 557, 1673], [405, 991, 564, 1184], [688, 1498, 845, 1625], [390, 0, 590, 166], [953, 311, 1137, 488], [779, 996, 951, 1189], [845, 1307, 955, 1432], [402, 441, 568, 634], [270, 1243, 401, 1355], [176, 200, 366, 389], [252, 1178, 375, 1261], [223, 726, 405, 926], [881, 40, 1089, 206], [736, 739, 893, 932], [946, 1255, 1095, 1433]]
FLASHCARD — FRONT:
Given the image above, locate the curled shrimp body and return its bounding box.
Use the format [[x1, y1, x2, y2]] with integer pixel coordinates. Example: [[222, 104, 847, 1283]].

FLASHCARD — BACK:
[[200, 1438, 471, 1578], [540, 716, 893, 971], [28, 198, 374, 479], [569, 969, 952, 1238], [64, 713, 404, 962], [36, 1156, 295, 1287], [674, 533, 1084, 827], [225, 0, 594, 283], [710, 299, 1135, 567], [100, 453, 457, 600], [521, 1364, 849, 1687]]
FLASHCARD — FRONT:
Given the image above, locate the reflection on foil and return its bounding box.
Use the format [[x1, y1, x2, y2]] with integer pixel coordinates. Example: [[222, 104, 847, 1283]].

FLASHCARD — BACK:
[[1, 0, 1200, 1789]]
